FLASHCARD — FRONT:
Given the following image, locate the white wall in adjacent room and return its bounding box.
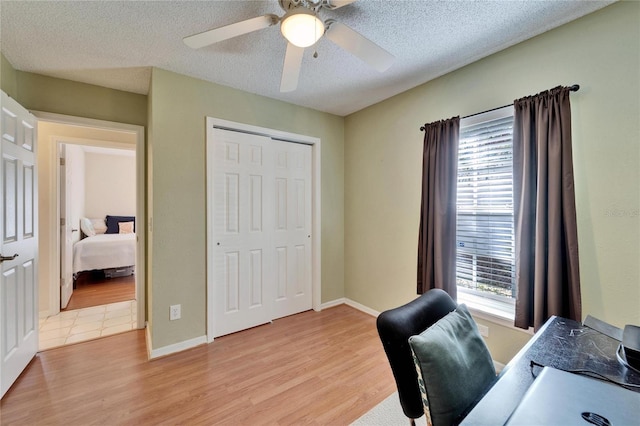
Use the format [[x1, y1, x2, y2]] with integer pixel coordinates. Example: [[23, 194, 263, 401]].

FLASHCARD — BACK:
[[84, 150, 136, 219]]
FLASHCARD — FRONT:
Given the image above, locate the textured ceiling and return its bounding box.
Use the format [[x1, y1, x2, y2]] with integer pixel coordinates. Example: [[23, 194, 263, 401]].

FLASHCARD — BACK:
[[0, 0, 615, 116]]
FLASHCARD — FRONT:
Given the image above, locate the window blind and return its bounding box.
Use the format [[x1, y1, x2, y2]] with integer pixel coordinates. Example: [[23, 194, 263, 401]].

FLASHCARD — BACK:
[[456, 115, 515, 299]]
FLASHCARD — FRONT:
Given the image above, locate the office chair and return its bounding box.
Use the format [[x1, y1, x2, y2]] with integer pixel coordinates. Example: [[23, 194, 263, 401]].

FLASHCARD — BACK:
[[376, 289, 457, 423], [377, 289, 496, 425]]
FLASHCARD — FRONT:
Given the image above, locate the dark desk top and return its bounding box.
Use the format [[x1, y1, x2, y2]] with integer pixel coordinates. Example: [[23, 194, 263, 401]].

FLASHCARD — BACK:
[[461, 316, 640, 425]]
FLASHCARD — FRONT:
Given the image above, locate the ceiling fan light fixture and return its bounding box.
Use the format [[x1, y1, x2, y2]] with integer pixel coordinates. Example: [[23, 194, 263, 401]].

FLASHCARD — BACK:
[[280, 8, 325, 48]]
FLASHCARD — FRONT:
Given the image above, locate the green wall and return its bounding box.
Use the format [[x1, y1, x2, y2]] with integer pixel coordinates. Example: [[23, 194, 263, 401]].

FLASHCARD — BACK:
[[344, 1, 640, 364], [1, 53, 18, 98], [147, 68, 345, 349], [13, 71, 147, 126], [1, 55, 146, 127]]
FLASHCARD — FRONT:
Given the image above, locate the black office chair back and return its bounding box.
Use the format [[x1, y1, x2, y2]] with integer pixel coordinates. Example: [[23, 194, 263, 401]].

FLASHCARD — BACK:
[[376, 289, 457, 420]]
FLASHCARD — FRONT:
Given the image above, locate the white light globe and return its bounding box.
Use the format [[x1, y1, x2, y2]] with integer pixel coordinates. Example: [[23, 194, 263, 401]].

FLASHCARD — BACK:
[[281, 9, 325, 48]]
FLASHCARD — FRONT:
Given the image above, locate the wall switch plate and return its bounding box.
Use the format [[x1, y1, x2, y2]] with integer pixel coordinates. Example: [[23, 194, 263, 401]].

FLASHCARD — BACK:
[[170, 304, 181, 321]]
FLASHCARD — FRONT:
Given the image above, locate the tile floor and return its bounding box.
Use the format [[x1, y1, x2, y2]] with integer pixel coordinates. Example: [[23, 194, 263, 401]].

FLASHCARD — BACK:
[[38, 300, 137, 351]]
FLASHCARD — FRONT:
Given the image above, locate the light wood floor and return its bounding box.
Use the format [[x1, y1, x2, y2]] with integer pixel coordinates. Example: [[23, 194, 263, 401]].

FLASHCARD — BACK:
[[64, 271, 135, 311], [1, 304, 396, 425]]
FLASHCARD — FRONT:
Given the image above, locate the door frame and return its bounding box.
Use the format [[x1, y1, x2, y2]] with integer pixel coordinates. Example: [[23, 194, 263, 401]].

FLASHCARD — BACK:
[[205, 117, 321, 343], [33, 111, 146, 329]]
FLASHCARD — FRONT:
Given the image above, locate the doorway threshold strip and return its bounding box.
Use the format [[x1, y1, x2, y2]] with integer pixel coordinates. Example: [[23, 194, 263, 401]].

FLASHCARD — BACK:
[[38, 300, 136, 350]]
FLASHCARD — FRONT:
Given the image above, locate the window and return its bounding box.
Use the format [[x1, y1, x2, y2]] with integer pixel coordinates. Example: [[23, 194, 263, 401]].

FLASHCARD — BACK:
[[456, 107, 515, 317]]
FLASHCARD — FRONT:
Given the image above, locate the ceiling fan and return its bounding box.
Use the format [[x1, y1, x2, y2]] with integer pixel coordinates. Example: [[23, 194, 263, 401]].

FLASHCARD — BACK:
[[183, 0, 395, 92]]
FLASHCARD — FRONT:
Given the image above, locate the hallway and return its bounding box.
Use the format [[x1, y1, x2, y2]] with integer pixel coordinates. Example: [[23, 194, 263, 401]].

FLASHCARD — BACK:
[[39, 300, 137, 350]]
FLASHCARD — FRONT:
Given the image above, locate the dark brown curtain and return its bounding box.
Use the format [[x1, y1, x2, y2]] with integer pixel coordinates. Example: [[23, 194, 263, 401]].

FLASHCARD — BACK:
[[513, 86, 581, 331], [417, 117, 460, 297]]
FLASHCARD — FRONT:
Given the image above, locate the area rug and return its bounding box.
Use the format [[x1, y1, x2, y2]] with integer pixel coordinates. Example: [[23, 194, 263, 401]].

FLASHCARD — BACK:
[[351, 392, 427, 426]]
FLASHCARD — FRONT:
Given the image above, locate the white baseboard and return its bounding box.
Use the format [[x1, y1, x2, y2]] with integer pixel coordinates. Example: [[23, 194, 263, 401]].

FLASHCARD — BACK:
[[145, 325, 152, 359], [146, 329, 207, 360], [320, 297, 380, 318], [320, 298, 346, 310], [344, 299, 380, 317]]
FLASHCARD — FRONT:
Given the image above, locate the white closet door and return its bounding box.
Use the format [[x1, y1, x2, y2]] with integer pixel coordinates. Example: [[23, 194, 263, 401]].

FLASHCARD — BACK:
[[1, 91, 38, 399], [211, 129, 274, 337], [271, 141, 312, 319]]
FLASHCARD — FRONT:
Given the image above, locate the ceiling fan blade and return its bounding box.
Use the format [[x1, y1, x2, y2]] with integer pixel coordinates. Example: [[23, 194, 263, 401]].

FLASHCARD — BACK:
[[280, 43, 304, 92], [322, 0, 358, 10], [325, 21, 394, 72], [184, 14, 279, 49]]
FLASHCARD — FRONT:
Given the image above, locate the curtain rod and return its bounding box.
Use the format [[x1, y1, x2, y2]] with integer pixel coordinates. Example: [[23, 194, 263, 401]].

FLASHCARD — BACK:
[[420, 84, 580, 131]]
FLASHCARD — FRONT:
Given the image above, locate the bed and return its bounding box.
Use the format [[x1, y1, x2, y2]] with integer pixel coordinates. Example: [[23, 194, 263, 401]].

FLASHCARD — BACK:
[[73, 232, 136, 275], [73, 215, 136, 277]]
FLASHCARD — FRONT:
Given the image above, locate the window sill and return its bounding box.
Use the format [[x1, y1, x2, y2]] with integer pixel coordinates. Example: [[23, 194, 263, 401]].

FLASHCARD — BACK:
[[458, 292, 533, 335]]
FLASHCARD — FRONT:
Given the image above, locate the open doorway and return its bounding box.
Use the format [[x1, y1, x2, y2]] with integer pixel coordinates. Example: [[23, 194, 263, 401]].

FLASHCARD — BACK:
[[34, 113, 145, 350], [59, 144, 136, 311]]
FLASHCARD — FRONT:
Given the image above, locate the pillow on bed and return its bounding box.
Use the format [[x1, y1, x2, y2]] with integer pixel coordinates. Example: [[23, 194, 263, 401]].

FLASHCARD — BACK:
[[90, 218, 107, 234], [119, 221, 134, 234], [80, 218, 96, 237], [105, 215, 135, 234]]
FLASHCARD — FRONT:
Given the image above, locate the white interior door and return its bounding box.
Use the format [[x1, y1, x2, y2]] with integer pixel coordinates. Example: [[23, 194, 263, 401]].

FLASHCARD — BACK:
[[211, 128, 274, 337], [272, 141, 312, 319], [59, 145, 74, 309], [0, 91, 38, 399]]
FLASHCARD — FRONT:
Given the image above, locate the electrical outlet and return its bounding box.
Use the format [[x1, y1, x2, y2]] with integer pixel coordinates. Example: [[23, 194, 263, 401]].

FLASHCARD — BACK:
[[477, 324, 489, 337], [170, 304, 181, 321]]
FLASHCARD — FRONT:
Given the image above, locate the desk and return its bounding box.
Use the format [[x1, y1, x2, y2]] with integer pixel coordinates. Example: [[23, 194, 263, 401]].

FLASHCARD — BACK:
[[461, 316, 640, 425]]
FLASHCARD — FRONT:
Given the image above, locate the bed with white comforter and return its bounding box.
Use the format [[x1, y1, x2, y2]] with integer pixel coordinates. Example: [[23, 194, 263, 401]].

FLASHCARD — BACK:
[[73, 233, 136, 274]]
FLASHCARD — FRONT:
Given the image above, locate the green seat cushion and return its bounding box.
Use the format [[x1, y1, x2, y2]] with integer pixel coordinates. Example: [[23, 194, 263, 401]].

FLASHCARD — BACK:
[[408, 304, 496, 426]]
